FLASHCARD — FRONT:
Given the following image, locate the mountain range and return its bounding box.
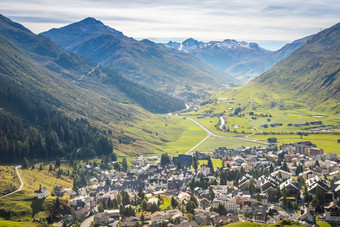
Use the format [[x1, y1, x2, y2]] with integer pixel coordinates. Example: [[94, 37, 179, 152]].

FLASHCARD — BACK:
[[0, 14, 190, 162], [41, 18, 238, 93], [165, 37, 310, 82], [231, 22, 340, 112]]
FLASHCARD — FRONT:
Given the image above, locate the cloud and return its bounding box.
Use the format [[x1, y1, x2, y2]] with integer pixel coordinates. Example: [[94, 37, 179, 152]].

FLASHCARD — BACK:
[[1, 0, 339, 50]]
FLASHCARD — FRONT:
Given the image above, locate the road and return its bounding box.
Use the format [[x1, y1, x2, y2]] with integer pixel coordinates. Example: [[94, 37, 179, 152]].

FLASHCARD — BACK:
[[0, 165, 23, 199], [185, 118, 269, 155], [79, 64, 99, 80], [80, 215, 94, 227]]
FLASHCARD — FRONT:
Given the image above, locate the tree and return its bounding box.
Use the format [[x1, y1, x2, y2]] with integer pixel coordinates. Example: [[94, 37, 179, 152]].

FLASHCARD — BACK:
[[207, 156, 214, 174], [49, 164, 53, 172], [106, 178, 111, 185], [161, 153, 170, 167], [186, 201, 196, 214], [141, 214, 145, 224], [56, 155, 61, 168], [216, 204, 227, 216], [171, 196, 178, 209], [151, 203, 160, 213], [22, 157, 29, 169], [281, 161, 289, 171], [192, 154, 198, 172], [111, 152, 117, 161], [248, 179, 256, 196], [209, 187, 215, 200], [122, 158, 128, 172], [39, 164, 43, 171]]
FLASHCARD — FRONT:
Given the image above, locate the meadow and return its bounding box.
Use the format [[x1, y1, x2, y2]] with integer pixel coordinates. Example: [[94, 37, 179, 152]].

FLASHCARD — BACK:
[[0, 166, 20, 197]]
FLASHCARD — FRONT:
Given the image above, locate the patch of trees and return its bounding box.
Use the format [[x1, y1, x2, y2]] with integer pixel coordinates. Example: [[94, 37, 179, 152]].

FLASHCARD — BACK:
[[0, 78, 113, 163]]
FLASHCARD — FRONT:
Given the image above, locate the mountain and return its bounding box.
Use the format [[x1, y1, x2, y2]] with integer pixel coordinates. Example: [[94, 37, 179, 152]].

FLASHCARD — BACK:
[[0, 14, 190, 162], [237, 22, 340, 112], [0, 14, 185, 114], [226, 36, 311, 82], [164, 37, 310, 83], [41, 18, 238, 93]]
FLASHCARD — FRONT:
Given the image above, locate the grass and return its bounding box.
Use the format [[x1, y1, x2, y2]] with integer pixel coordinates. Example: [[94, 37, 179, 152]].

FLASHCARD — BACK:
[[197, 158, 223, 169], [0, 219, 38, 227], [126, 115, 206, 157], [250, 134, 340, 154], [0, 166, 20, 196], [0, 162, 73, 223], [194, 136, 265, 153]]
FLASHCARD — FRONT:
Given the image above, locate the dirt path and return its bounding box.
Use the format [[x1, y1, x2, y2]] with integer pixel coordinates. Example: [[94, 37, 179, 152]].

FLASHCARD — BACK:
[[0, 165, 24, 199]]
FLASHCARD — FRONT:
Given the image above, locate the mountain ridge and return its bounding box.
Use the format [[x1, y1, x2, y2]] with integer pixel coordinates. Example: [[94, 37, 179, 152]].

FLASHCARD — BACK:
[[164, 36, 310, 83], [41, 18, 239, 93]]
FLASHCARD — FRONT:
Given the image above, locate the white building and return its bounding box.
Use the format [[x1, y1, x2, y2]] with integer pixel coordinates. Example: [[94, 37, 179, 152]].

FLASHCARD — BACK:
[[34, 185, 49, 199], [151, 211, 166, 225]]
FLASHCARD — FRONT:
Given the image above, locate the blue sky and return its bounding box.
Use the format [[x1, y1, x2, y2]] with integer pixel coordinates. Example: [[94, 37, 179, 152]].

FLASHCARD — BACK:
[[1, 0, 339, 50]]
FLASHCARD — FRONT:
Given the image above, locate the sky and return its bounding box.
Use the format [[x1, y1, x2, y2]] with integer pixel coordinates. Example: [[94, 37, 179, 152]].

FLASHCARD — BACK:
[[1, 0, 340, 50]]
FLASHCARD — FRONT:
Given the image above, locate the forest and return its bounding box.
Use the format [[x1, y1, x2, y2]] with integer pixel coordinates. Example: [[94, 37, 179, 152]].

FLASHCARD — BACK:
[[0, 76, 113, 163]]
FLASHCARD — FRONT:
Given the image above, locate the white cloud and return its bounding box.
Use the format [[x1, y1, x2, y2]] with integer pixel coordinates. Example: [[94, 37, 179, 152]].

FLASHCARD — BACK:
[[1, 0, 339, 50]]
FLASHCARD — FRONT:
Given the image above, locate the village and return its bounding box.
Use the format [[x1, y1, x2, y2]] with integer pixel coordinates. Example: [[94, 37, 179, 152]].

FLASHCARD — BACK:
[[35, 141, 340, 227]]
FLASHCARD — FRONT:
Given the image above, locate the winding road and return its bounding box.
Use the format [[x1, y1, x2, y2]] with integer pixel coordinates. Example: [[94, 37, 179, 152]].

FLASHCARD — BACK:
[[185, 118, 269, 155], [0, 165, 24, 199]]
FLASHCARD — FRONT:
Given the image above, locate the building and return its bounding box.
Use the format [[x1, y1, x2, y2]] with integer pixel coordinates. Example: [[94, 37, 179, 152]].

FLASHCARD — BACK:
[[326, 202, 340, 223], [34, 185, 49, 199], [132, 155, 147, 167], [94, 212, 110, 225], [53, 185, 63, 197], [151, 211, 166, 225], [310, 148, 324, 156], [213, 198, 239, 213]]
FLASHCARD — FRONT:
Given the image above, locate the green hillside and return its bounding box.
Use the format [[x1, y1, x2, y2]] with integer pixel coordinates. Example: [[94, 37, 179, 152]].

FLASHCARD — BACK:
[[250, 22, 340, 112]]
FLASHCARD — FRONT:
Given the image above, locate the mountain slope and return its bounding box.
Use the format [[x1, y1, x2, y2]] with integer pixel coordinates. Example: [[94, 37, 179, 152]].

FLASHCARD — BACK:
[[165, 37, 310, 83], [227, 36, 311, 82], [41, 18, 238, 93], [0, 14, 185, 114], [231, 22, 340, 112]]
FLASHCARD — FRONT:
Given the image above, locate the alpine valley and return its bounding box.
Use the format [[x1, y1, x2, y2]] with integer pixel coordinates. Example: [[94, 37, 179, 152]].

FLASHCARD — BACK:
[[0, 11, 339, 227]]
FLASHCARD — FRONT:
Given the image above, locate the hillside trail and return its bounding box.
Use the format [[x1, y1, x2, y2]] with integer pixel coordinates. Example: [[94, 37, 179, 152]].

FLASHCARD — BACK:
[[0, 165, 24, 199]]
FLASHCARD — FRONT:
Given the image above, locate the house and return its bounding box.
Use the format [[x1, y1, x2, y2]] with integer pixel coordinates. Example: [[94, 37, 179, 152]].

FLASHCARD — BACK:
[[34, 185, 49, 199], [280, 179, 301, 199], [325, 202, 340, 223], [200, 198, 211, 209], [306, 176, 330, 195], [71, 201, 89, 219], [212, 198, 239, 213], [299, 170, 317, 180], [298, 207, 314, 223], [194, 213, 210, 226], [253, 206, 266, 221], [310, 148, 324, 156], [88, 177, 98, 185], [53, 185, 63, 197], [172, 220, 198, 227], [151, 211, 166, 225], [132, 155, 147, 167], [94, 212, 110, 225], [271, 170, 292, 181], [121, 217, 140, 227]]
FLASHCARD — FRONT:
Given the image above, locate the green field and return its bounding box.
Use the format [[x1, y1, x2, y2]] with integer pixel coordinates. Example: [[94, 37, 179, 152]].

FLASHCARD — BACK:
[[0, 219, 38, 227], [181, 84, 339, 153], [0, 163, 73, 224], [0, 166, 20, 196], [194, 136, 265, 153], [126, 116, 206, 157], [249, 134, 340, 154]]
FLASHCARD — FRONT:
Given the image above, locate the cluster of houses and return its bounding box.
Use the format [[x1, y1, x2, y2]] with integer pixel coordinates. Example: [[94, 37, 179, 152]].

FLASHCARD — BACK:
[[41, 140, 340, 227]]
